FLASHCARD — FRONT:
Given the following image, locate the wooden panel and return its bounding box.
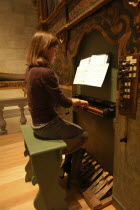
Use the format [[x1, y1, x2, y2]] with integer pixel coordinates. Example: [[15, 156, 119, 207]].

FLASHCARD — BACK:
[[68, 0, 112, 22], [47, 7, 66, 33]]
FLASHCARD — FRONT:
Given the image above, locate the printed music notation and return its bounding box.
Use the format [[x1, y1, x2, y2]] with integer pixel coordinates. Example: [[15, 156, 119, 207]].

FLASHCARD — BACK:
[[73, 54, 110, 87]]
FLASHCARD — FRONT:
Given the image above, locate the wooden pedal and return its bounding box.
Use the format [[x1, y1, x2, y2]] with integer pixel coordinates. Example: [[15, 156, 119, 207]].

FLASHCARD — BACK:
[[101, 195, 112, 209], [91, 174, 112, 194], [82, 156, 93, 165], [92, 179, 107, 194], [90, 167, 103, 183], [83, 189, 102, 210], [81, 167, 95, 180], [81, 159, 93, 172], [90, 171, 109, 190], [106, 175, 113, 184], [80, 152, 113, 210], [96, 180, 113, 200]]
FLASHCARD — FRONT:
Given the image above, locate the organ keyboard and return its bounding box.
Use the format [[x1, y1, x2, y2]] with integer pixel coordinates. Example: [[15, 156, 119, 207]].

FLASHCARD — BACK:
[[74, 95, 115, 119]]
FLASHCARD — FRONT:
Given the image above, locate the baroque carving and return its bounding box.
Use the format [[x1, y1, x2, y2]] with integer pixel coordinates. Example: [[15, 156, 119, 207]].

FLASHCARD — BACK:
[[123, 0, 140, 34], [68, 0, 140, 58], [55, 0, 140, 85], [58, 31, 69, 55], [53, 52, 72, 85], [47, 8, 66, 33], [47, 0, 140, 86], [126, 0, 140, 8], [69, 0, 98, 22]]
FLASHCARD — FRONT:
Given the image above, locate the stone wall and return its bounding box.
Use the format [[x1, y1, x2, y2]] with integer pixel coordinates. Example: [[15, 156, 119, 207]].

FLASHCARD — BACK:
[[0, 0, 37, 75], [0, 0, 37, 133]]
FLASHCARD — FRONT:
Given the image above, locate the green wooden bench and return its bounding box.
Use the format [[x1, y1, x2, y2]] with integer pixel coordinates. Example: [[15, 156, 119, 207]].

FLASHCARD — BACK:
[[20, 124, 68, 210]]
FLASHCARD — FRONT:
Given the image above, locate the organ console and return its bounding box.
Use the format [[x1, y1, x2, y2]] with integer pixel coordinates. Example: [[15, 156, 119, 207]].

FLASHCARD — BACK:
[[74, 95, 116, 119], [74, 53, 140, 120]]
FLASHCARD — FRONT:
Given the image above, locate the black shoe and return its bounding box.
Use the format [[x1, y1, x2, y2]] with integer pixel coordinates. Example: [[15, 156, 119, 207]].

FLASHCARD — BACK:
[[70, 176, 90, 189], [60, 154, 72, 178], [60, 162, 72, 178]]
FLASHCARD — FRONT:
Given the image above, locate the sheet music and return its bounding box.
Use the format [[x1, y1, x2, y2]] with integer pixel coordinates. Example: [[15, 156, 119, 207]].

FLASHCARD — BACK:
[[79, 57, 91, 67], [73, 54, 109, 87], [90, 54, 109, 64]]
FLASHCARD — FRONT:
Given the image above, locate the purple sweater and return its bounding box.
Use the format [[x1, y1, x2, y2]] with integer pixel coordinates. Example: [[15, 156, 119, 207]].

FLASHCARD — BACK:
[[25, 66, 72, 124]]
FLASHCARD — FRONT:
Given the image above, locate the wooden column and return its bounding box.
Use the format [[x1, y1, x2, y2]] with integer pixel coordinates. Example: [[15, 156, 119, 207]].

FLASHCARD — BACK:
[[0, 106, 7, 135], [18, 103, 27, 125]]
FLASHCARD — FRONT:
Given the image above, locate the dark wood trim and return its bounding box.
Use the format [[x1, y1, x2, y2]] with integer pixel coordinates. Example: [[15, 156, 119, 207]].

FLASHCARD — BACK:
[[0, 81, 72, 91], [57, 0, 112, 35], [38, 0, 140, 30], [0, 81, 25, 90], [59, 85, 72, 90], [37, 0, 68, 28], [38, 0, 113, 33], [40, 0, 48, 20]]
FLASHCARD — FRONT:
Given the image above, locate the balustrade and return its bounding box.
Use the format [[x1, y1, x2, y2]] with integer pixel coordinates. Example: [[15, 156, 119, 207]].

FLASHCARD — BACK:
[[0, 97, 27, 135]]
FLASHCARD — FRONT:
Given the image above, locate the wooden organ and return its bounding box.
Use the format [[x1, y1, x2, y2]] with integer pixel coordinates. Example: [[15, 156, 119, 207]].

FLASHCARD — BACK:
[[35, 0, 140, 209], [70, 30, 117, 208]]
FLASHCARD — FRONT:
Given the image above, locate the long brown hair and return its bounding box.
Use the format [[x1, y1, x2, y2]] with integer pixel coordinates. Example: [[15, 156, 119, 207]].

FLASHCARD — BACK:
[[26, 31, 60, 67]]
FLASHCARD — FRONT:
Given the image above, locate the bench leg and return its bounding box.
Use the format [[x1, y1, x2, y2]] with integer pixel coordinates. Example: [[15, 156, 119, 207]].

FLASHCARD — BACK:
[[24, 141, 33, 182], [25, 157, 33, 182], [32, 150, 68, 210]]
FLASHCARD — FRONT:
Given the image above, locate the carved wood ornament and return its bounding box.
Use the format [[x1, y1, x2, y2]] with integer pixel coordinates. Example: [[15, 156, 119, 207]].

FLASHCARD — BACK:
[[126, 0, 140, 8], [45, 0, 140, 85]]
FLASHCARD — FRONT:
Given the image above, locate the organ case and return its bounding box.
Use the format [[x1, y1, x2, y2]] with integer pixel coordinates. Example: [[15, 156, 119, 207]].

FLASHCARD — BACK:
[[37, 0, 140, 209]]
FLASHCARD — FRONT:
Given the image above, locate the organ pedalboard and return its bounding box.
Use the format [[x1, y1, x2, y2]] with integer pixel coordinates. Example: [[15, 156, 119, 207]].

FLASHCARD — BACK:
[[118, 54, 140, 118]]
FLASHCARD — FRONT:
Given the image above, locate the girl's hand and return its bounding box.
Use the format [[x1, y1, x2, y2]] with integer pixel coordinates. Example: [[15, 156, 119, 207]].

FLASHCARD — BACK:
[[79, 99, 89, 107], [71, 98, 89, 107]]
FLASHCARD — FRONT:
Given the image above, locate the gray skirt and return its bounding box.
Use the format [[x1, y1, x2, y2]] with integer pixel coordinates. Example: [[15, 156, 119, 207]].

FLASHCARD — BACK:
[[33, 116, 88, 154]]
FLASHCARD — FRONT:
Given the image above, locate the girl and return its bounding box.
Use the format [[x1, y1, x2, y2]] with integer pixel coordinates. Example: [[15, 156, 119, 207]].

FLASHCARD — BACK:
[[25, 31, 89, 187]]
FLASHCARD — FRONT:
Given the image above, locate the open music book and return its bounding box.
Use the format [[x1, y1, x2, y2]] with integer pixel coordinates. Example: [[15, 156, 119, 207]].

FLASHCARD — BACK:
[[73, 54, 110, 87]]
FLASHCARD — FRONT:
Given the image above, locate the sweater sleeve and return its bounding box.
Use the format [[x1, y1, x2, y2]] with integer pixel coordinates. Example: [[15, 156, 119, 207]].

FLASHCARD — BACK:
[[41, 68, 72, 108]]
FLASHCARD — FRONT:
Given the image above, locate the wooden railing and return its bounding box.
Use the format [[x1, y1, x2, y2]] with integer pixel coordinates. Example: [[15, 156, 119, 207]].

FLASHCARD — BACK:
[[0, 97, 27, 135]]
